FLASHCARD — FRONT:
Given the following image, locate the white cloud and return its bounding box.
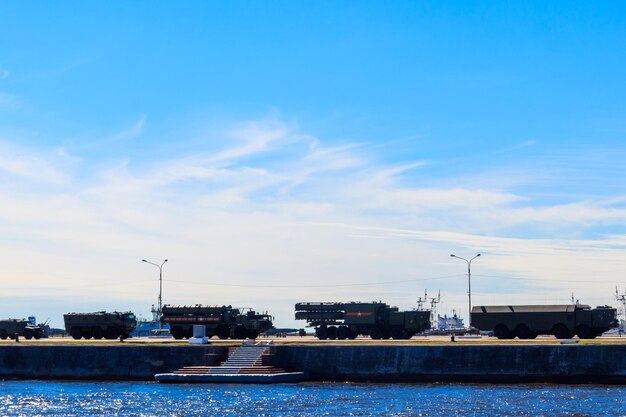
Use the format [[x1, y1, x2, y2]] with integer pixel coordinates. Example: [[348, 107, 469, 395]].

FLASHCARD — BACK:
[[0, 117, 625, 327]]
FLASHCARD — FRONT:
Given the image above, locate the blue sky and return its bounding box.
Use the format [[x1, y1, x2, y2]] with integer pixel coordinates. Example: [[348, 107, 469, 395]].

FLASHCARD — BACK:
[[1, 2, 626, 327]]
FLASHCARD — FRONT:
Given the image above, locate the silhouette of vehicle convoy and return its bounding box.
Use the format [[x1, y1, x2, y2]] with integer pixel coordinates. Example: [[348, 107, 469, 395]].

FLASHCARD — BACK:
[[471, 304, 618, 339], [0, 319, 43, 340], [64, 311, 137, 340], [295, 301, 431, 340]]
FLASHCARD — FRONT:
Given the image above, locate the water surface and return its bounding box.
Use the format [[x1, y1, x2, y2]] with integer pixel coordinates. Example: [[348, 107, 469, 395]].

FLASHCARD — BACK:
[[0, 381, 624, 416]]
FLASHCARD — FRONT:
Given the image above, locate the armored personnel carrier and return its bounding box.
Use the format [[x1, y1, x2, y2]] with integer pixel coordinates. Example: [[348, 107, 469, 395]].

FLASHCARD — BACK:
[[471, 304, 618, 339], [0, 319, 43, 340], [295, 301, 431, 340], [160, 305, 273, 340], [64, 311, 137, 340]]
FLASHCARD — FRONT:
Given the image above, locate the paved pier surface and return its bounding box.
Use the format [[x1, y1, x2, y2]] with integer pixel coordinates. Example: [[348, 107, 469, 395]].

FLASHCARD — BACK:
[[1, 338, 625, 383]]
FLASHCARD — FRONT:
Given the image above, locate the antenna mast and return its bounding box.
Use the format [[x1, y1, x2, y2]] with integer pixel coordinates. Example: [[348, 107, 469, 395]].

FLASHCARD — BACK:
[[417, 290, 428, 311], [429, 290, 441, 329], [616, 287, 626, 330]]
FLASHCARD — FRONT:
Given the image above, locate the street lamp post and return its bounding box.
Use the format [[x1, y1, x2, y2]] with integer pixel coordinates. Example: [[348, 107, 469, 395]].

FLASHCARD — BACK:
[[142, 258, 168, 329], [450, 253, 481, 328]]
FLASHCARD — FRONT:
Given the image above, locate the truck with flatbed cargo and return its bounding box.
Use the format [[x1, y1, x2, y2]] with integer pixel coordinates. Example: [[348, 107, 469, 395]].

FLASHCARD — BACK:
[[0, 319, 44, 340], [64, 311, 137, 340], [295, 301, 431, 340], [160, 304, 273, 340], [471, 304, 618, 339]]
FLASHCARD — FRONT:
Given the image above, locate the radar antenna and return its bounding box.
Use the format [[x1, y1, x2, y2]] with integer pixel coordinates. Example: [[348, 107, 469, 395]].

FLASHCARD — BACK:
[[429, 290, 441, 329], [417, 289, 428, 311], [616, 287, 626, 331]]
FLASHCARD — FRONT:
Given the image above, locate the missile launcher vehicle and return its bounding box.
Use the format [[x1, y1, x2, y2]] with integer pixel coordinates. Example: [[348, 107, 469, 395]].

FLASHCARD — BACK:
[[0, 319, 43, 340], [160, 304, 273, 340], [295, 301, 431, 340], [471, 304, 618, 339], [64, 311, 137, 340]]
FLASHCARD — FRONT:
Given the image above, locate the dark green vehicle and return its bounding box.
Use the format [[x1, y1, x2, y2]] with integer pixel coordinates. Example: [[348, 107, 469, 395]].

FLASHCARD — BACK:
[[471, 304, 618, 339], [64, 311, 137, 340], [160, 305, 273, 340], [295, 301, 431, 340], [0, 319, 43, 340]]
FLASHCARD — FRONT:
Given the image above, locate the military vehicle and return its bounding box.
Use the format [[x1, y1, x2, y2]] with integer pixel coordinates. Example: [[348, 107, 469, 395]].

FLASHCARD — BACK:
[[0, 319, 43, 340], [160, 305, 274, 340], [295, 301, 431, 340], [64, 311, 137, 340], [471, 304, 618, 339]]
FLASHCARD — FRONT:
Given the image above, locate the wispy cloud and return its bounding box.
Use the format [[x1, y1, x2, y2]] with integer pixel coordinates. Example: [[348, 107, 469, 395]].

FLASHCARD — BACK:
[[0, 92, 23, 110], [106, 114, 147, 142], [493, 140, 537, 154], [0, 141, 75, 184], [0, 116, 625, 326], [0, 67, 9, 80]]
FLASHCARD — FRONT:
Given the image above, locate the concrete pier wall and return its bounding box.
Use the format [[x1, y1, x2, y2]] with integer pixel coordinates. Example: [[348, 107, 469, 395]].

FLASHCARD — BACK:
[[1, 344, 625, 383], [272, 345, 626, 383], [0, 345, 225, 380]]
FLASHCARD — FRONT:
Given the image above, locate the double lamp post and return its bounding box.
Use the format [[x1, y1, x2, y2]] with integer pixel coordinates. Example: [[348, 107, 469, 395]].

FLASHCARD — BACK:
[[142, 258, 168, 330], [450, 253, 480, 328]]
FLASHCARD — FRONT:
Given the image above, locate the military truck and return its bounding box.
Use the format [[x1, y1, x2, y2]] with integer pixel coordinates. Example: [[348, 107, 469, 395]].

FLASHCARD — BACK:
[[64, 311, 137, 340], [471, 304, 618, 339], [295, 301, 431, 340], [0, 319, 43, 340], [160, 305, 274, 340]]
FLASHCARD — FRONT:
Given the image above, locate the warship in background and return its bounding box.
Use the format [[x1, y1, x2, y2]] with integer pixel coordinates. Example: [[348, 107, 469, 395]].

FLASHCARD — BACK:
[[604, 288, 626, 336], [437, 311, 465, 331], [131, 305, 170, 338]]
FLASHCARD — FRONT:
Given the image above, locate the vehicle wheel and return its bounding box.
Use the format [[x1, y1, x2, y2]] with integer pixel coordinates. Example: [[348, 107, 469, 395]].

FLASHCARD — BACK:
[[494, 324, 512, 340], [234, 325, 247, 339], [528, 331, 538, 339], [23, 329, 33, 340], [336, 326, 348, 340], [315, 326, 328, 340], [576, 324, 595, 339], [553, 324, 573, 339], [169, 326, 184, 340], [390, 327, 403, 340], [327, 326, 337, 340], [216, 325, 229, 340], [402, 330, 414, 340], [514, 324, 532, 340], [71, 328, 82, 340], [381, 329, 391, 340], [184, 327, 193, 339], [82, 329, 93, 340], [370, 327, 382, 340], [247, 329, 259, 339], [347, 330, 358, 340], [34, 333, 41, 340], [92, 327, 104, 340], [0, 330, 7, 340], [105, 327, 120, 340]]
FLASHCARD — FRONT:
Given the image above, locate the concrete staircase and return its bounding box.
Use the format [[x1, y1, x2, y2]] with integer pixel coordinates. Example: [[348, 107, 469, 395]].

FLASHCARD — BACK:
[[173, 344, 288, 375]]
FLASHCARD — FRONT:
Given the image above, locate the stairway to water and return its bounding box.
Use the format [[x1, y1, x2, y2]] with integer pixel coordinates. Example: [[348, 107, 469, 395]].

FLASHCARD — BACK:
[[173, 344, 287, 375]]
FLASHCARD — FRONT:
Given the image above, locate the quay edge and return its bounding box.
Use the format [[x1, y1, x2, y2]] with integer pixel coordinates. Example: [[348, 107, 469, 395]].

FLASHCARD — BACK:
[[0, 344, 625, 383]]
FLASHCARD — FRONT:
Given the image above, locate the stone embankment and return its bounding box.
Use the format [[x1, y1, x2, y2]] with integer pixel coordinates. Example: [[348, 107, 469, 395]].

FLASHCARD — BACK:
[[0, 344, 625, 383]]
